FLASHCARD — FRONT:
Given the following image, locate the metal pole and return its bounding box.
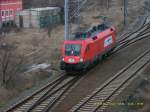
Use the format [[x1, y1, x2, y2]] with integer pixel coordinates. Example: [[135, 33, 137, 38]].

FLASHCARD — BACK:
[[64, 0, 69, 40], [77, 0, 80, 28], [124, 0, 128, 26], [107, 0, 109, 9]]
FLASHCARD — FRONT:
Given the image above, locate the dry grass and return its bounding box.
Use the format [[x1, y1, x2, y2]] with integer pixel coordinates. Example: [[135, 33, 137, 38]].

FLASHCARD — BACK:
[[0, 25, 64, 68], [0, 69, 52, 108]]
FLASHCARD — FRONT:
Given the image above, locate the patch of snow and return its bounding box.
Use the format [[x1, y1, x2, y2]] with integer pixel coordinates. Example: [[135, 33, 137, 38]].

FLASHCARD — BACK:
[[26, 63, 51, 73]]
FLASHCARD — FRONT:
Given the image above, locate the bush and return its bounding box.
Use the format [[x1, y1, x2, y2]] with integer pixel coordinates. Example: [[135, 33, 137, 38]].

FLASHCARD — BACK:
[[0, 43, 26, 88]]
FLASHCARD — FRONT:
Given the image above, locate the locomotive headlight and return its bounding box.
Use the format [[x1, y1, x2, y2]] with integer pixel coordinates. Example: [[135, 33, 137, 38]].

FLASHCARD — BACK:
[[62, 58, 64, 61], [80, 58, 83, 62]]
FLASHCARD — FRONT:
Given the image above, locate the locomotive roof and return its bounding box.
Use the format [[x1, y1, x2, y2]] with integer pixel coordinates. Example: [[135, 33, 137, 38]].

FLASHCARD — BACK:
[[64, 28, 114, 44], [72, 24, 111, 40]]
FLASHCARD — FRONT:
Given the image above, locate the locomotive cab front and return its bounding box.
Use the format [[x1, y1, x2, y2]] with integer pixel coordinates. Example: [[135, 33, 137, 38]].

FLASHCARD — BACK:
[[60, 41, 86, 71]]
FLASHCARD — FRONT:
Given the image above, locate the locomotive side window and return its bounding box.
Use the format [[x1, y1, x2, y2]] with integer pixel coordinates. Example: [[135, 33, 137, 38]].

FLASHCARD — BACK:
[[10, 10, 13, 15], [5, 10, 9, 16], [1, 11, 5, 17], [65, 44, 81, 56]]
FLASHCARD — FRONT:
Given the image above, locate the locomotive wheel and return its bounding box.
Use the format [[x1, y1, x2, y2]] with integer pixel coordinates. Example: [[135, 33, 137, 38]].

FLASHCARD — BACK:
[[102, 54, 108, 60], [107, 51, 112, 56]]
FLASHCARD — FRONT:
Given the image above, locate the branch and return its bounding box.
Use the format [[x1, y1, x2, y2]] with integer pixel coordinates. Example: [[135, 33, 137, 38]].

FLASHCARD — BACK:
[[143, 5, 150, 11]]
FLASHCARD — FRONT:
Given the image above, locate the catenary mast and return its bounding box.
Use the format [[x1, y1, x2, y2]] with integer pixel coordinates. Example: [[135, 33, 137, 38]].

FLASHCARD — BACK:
[[64, 0, 87, 40]]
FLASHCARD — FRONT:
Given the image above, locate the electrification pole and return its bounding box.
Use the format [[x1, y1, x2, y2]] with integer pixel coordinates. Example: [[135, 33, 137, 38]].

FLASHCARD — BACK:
[[64, 0, 69, 40], [123, 0, 128, 26], [77, 0, 80, 28], [64, 0, 88, 40]]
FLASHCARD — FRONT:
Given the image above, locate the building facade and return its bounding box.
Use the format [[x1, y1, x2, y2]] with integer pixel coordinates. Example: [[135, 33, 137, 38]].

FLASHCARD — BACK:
[[16, 7, 62, 28], [0, 0, 22, 28]]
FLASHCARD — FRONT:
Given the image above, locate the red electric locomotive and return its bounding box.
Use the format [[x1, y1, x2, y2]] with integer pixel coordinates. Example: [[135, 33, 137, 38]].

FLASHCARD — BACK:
[[60, 24, 116, 72]]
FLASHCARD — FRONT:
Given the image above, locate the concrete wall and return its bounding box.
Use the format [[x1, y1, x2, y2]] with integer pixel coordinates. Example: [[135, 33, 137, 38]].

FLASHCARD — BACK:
[[15, 7, 62, 28]]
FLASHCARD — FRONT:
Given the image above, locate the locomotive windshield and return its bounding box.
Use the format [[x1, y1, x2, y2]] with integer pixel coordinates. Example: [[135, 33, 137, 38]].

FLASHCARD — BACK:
[[65, 44, 81, 56]]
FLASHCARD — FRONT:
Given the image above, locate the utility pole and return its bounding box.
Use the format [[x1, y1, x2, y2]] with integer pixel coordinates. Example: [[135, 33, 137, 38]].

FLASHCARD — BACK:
[[106, 0, 110, 9], [77, 0, 80, 28], [64, 0, 87, 40], [64, 0, 69, 40], [123, 0, 128, 26]]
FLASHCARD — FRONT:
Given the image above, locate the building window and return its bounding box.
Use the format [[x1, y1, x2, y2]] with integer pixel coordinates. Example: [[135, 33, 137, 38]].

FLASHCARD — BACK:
[[5, 10, 9, 16], [17, 8, 21, 11], [1, 11, 5, 17], [10, 10, 13, 15]]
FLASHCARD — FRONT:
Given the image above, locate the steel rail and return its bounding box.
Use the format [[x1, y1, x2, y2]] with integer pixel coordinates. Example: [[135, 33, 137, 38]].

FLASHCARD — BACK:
[[118, 14, 149, 41], [115, 32, 150, 51], [42, 76, 82, 112], [118, 19, 150, 43], [5, 73, 66, 112], [118, 30, 150, 45], [71, 48, 150, 112], [116, 36, 150, 53], [25, 76, 81, 112]]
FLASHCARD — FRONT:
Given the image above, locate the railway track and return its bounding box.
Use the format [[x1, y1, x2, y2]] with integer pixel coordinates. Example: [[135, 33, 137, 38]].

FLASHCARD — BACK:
[[68, 19, 150, 111], [5, 28, 150, 112], [118, 21, 150, 43], [5, 73, 82, 112], [115, 21, 150, 52], [115, 32, 150, 53], [118, 14, 149, 43], [71, 48, 150, 112], [4, 14, 150, 112]]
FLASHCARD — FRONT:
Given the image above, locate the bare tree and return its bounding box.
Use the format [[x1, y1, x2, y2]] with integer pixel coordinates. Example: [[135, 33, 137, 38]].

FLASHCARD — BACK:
[[0, 44, 25, 87]]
